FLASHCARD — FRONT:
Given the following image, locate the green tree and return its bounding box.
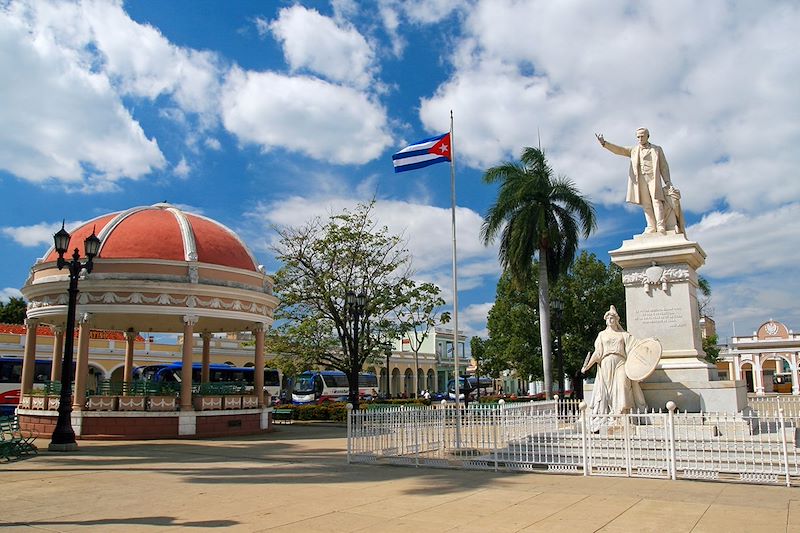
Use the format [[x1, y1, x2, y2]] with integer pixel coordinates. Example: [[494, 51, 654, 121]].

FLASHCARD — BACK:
[[696, 276, 720, 363], [481, 147, 596, 399], [272, 202, 417, 409], [552, 252, 625, 399], [0, 296, 26, 324], [484, 270, 542, 384], [484, 253, 624, 399], [394, 282, 450, 398], [470, 335, 487, 399]]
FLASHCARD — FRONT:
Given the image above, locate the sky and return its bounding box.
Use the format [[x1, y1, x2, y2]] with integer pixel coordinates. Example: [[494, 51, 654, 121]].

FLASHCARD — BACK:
[[1, 0, 798, 345]]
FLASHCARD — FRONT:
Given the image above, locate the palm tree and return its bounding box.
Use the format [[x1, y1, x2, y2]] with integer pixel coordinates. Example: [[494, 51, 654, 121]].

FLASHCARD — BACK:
[[481, 147, 596, 399]]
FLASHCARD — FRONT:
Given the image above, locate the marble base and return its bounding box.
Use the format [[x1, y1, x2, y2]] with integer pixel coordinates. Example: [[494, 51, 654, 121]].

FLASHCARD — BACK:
[[584, 378, 748, 414]]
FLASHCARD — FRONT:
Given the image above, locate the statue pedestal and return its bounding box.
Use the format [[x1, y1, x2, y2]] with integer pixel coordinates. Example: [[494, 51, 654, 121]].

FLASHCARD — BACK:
[[609, 231, 747, 413]]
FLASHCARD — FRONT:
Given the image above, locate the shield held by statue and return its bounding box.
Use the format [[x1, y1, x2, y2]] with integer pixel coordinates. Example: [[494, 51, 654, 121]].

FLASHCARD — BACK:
[[625, 338, 663, 382]]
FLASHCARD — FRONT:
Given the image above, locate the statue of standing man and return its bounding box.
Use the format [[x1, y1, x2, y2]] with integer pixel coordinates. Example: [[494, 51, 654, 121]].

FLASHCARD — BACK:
[[596, 128, 684, 235]]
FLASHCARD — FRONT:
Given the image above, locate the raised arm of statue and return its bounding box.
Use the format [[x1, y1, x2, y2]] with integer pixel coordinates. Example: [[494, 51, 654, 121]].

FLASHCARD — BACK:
[[595, 133, 631, 157]]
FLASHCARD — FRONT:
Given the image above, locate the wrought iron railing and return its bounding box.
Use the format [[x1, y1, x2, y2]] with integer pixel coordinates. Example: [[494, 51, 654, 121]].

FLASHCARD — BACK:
[[347, 399, 798, 487]]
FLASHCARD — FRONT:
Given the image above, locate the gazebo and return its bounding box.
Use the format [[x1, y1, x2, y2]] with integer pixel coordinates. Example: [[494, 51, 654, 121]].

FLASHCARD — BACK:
[[17, 202, 279, 439]]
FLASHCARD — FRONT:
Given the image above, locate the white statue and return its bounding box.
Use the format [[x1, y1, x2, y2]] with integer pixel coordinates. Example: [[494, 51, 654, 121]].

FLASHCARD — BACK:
[[596, 128, 684, 235], [581, 305, 649, 431]]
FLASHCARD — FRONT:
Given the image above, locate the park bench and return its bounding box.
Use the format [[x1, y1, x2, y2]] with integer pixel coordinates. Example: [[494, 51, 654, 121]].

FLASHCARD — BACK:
[[272, 408, 293, 424], [0, 415, 37, 461]]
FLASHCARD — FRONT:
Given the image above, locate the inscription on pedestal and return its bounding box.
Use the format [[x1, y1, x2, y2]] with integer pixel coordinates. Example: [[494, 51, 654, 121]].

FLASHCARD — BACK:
[[633, 307, 685, 328]]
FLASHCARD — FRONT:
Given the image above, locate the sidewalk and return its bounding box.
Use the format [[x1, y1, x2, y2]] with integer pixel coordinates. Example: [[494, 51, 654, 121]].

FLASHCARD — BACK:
[[2, 425, 798, 532]]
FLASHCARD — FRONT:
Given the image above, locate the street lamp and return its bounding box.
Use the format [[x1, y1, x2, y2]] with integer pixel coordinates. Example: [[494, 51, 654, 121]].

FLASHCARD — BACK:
[[49, 223, 100, 451], [382, 341, 392, 399], [552, 297, 565, 397], [345, 290, 367, 406]]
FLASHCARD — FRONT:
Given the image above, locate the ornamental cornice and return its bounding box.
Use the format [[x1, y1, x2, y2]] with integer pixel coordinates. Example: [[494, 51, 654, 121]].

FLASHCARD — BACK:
[[622, 261, 690, 294], [27, 291, 273, 318]]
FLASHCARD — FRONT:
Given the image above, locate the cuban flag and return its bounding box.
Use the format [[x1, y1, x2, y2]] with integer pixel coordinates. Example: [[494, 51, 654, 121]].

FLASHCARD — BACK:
[[392, 132, 451, 173]]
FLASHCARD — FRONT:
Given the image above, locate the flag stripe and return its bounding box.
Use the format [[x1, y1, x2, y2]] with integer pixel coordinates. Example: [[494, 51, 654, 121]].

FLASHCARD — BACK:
[[392, 147, 435, 161], [393, 156, 449, 173]]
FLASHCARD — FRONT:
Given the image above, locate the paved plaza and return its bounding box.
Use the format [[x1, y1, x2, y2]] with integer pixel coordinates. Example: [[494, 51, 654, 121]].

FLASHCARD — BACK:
[[3, 423, 800, 532]]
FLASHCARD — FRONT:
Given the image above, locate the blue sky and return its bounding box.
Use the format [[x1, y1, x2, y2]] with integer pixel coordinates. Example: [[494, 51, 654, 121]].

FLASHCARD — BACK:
[[1, 0, 799, 344]]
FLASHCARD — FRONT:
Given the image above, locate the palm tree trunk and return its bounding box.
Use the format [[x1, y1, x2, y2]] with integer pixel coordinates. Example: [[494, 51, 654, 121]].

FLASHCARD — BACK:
[[538, 247, 553, 400]]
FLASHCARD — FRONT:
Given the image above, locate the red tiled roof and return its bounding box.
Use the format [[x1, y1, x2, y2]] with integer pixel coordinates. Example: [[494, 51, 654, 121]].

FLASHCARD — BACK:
[[0, 323, 145, 341]]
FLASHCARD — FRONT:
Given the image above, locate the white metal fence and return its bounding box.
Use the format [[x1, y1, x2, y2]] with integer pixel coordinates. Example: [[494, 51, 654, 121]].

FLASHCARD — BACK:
[[347, 399, 800, 487]]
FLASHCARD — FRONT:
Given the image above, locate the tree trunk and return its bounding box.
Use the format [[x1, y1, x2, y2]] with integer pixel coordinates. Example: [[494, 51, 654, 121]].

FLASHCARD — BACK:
[[538, 247, 553, 400], [413, 351, 419, 399]]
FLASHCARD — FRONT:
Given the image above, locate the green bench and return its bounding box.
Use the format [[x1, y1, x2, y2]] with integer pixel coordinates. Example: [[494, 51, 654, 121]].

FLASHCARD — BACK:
[[272, 408, 293, 424], [0, 415, 37, 462]]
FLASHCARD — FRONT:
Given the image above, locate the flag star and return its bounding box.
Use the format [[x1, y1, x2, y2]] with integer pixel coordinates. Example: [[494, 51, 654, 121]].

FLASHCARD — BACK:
[[438, 144, 449, 154]]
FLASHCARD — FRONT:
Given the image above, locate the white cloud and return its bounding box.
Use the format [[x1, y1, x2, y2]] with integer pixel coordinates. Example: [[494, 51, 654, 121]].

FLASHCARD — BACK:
[[683, 204, 800, 340], [0, 1, 166, 186], [253, 16, 270, 38], [220, 68, 392, 165], [244, 191, 500, 307], [173, 157, 190, 178], [0, 288, 23, 302], [688, 204, 800, 279], [82, 0, 223, 122], [419, 0, 800, 217], [269, 5, 375, 89], [1, 220, 83, 247], [204, 137, 221, 151], [459, 302, 493, 338]]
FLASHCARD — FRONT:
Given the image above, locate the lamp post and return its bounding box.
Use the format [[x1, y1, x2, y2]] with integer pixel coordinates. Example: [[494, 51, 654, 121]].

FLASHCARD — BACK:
[[382, 341, 392, 399], [552, 298, 565, 397], [49, 223, 101, 451], [345, 290, 367, 407]]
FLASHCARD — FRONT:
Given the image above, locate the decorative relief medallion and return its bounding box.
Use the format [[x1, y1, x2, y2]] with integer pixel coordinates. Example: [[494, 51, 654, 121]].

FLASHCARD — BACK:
[[765, 321, 779, 336], [622, 261, 690, 294]]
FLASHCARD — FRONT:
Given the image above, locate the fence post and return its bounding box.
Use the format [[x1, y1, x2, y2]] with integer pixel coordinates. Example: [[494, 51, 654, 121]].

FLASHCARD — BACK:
[[414, 407, 420, 467], [624, 412, 632, 477], [440, 399, 447, 452], [579, 401, 589, 476], [346, 403, 353, 464], [779, 407, 791, 487], [666, 401, 676, 480]]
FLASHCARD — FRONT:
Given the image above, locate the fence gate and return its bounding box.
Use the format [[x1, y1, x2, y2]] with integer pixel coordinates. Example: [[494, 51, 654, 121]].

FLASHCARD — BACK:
[[586, 411, 671, 479]]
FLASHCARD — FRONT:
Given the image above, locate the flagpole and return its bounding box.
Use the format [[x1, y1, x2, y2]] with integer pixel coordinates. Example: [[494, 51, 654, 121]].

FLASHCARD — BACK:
[[449, 110, 462, 447]]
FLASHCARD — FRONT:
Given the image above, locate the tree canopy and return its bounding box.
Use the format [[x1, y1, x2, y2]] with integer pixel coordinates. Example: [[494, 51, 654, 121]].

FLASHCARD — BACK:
[[484, 252, 624, 398], [0, 297, 26, 324], [270, 201, 445, 408]]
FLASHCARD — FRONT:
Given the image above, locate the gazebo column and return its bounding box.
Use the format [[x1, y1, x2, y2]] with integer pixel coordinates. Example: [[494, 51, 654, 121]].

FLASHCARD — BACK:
[[792, 352, 800, 396], [20, 318, 39, 395], [254, 324, 265, 407], [50, 326, 64, 382], [123, 330, 137, 393], [201, 332, 211, 383], [72, 313, 92, 410], [181, 315, 198, 411]]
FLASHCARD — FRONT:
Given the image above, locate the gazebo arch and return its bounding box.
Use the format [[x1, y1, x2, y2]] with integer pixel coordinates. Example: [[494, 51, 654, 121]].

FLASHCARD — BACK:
[[18, 203, 279, 439]]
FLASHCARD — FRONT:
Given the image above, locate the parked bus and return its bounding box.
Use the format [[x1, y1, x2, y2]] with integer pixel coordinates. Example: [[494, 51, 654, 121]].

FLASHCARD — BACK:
[[291, 370, 378, 404], [447, 376, 495, 401], [0, 357, 56, 415], [134, 363, 282, 400]]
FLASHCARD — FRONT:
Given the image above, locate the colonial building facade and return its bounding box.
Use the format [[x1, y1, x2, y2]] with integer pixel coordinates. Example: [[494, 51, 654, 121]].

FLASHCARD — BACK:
[[717, 319, 800, 395]]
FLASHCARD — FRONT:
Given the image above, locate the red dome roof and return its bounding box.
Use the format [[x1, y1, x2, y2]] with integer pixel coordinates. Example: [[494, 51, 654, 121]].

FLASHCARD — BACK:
[[43, 204, 259, 272]]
